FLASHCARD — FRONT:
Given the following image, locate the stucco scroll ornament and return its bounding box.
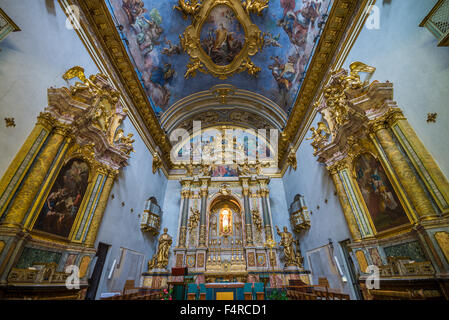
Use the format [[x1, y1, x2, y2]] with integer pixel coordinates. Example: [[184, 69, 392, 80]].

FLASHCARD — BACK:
[[287, 150, 297, 171], [182, 162, 196, 177], [199, 161, 212, 176], [243, 0, 269, 15], [254, 160, 270, 175], [61, 67, 135, 165], [152, 153, 162, 174], [219, 183, 232, 196], [148, 228, 173, 271], [174, 0, 202, 20], [176, 0, 268, 79], [344, 61, 376, 90], [238, 160, 252, 176]]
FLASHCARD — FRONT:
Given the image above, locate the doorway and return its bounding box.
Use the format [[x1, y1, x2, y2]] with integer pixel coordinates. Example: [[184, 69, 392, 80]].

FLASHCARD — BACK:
[[340, 239, 363, 300], [85, 242, 110, 300]]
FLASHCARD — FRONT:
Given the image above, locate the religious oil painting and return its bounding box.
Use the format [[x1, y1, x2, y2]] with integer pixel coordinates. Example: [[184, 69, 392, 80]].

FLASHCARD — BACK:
[[355, 154, 409, 233], [200, 5, 245, 66], [212, 165, 238, 177], [34, 159, 89, 238]]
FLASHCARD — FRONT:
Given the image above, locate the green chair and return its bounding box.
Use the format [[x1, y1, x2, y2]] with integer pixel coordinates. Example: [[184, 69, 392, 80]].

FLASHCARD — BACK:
[[199, 283, 206, 300], [254, 282, 265, 300], [187, 283, 198, 300], [244, 283, 253, 300]]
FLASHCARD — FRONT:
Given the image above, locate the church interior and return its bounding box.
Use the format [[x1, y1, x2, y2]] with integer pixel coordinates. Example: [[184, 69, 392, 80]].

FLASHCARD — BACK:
[[0, 0, 448, 301]]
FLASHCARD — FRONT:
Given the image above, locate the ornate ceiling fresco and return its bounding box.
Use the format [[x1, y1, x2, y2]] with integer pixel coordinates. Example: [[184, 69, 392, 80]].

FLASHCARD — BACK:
[[106, 0, 333, 117]]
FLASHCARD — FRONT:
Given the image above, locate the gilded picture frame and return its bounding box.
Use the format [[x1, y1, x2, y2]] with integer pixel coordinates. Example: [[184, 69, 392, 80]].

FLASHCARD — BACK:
[[176, 0, 267, 79]]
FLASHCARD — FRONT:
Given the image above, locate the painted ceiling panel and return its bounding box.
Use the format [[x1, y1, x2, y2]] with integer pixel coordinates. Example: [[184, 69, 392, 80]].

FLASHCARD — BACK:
[[107, 0, 332, 118]]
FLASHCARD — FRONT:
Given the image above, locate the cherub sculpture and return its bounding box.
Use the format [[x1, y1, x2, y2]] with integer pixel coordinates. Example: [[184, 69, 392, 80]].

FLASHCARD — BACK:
[[306, 121, 330, 152]]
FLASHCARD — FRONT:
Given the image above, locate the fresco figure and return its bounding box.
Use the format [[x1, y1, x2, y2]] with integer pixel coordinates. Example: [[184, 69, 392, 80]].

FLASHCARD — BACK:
[[131, 9, 163, 56], [122, 0, 147, 24], [355, 154, 409, 232], [271, 0, 330, 110], [34, 159, 89, 238], [212, 165, 238, 177], [109, 0, 332, 113], [200, 5, 245, 66]]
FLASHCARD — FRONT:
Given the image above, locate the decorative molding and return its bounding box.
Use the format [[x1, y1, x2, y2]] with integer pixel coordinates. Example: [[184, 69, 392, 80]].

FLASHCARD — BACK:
[[62, 0, 173, 171]]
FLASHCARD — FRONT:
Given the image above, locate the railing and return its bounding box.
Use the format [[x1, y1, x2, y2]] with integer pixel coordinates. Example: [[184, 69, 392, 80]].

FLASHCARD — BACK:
[[285, 285, 350, 300], [420, 0, 449, 46], [101, 288, 164, 300], [290, 209, 311, 232]]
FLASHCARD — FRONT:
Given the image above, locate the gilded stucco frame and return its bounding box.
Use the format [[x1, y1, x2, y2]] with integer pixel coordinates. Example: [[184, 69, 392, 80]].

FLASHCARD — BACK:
[[178, 0, 265, 79]]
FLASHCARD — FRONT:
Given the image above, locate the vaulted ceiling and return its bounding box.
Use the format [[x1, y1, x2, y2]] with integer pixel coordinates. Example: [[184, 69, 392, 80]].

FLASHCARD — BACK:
[[77, 0, 364, 171], [106, 0, 332, 117]]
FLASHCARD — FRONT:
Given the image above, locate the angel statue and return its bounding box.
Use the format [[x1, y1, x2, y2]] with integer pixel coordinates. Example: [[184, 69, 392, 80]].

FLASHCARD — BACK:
[[114, 129, 135, 155], [306, 121, 330, 152], [345, 61, 376, 89]]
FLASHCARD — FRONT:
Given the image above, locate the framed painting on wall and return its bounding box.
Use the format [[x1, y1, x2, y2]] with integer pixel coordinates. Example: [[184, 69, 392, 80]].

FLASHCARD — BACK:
[[354, 153, 410, 233], [33, 159, 90, 238]]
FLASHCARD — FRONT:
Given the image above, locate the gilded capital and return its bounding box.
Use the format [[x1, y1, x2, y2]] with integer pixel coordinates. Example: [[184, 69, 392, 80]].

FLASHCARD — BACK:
[[200, 188, 208, 198], [369, 120, 389, 134], [328, 159, 349, 175], [181, 189, 191, 198], [385, 109, 406, 127]]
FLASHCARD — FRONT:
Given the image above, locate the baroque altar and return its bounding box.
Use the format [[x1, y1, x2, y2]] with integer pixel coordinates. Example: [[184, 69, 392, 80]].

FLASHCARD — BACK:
[[143, 164, 310, 290]]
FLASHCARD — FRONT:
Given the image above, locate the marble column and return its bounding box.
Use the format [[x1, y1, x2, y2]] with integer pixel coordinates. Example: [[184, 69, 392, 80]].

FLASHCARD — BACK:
[[241, 178, 253, 246], [372, 123, 437, 221], [330, 167, 362, 241], [198, 177, 209, 247], [258, 177, 273, 241], [392, 117, 449, 215], [1, 126, 70, 229], [0, 117, 51, 219], [178, 180, 191, 248], [84, 171, 117, 247]]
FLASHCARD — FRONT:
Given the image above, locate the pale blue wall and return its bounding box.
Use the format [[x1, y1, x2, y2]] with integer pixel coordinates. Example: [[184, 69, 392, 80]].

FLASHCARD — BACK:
[[94, 118, 168, 298], [343, 0, 449, 178], [282, 115, 356, 299], [160, 179, 182, 260], [0, 0, 167, 299], [269, 177, 291, 244], [281, 0, 449, 299], [0, 0, 99, 178]]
